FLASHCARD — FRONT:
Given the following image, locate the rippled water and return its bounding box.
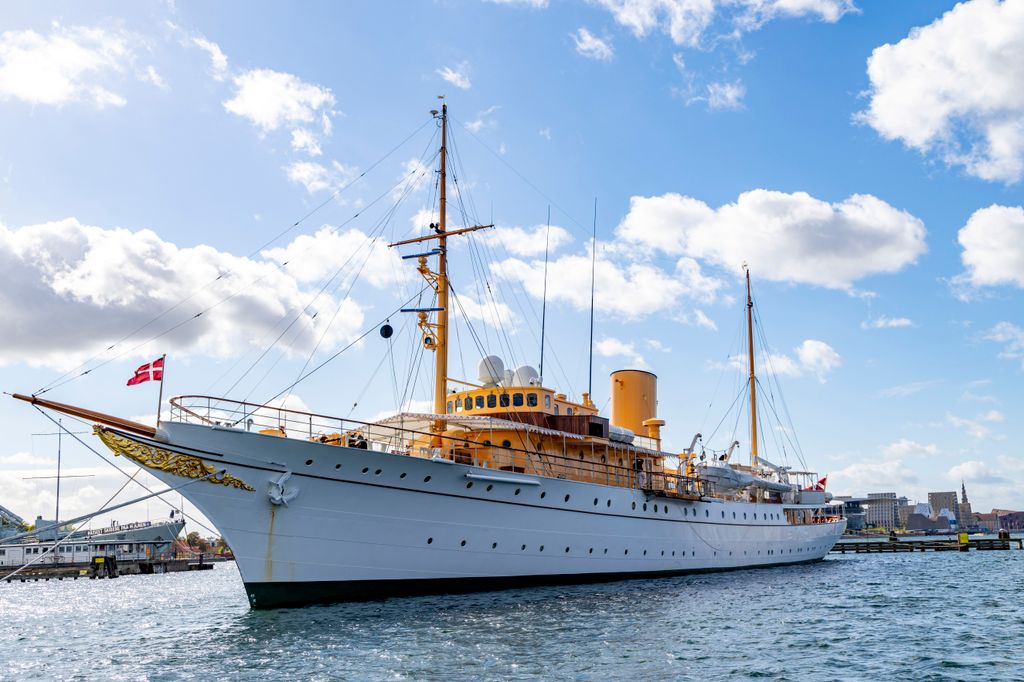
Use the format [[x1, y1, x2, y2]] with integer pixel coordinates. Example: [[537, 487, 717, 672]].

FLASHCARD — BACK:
[[1, 550, 1021, 680]]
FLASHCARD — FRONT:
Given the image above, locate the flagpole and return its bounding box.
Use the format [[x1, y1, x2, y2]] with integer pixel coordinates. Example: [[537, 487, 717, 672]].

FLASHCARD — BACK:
[[156, 354, 166, 428]]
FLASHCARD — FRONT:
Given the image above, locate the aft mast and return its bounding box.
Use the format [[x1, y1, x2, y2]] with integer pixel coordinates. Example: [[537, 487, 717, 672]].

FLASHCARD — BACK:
[[746, 267, 758, 468]]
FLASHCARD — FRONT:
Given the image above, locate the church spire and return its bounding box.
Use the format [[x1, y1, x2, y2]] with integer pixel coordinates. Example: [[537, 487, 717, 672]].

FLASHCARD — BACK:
[[961, 480, 969, 504]]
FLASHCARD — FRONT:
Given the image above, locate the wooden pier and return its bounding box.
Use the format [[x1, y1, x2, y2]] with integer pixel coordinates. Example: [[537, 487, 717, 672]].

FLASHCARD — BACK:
[[2, 556, 214, 582], [832, 536, 1023, 554]]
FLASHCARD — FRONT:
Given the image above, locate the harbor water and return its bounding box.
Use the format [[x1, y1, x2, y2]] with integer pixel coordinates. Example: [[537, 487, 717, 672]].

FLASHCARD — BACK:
[[1, 551, 1020, 680]]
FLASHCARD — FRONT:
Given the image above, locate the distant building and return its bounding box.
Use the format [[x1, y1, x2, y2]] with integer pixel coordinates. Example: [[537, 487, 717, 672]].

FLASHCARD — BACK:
[[897, 497, 914, 528], [928, 491, 959, 523], [958, 481, 975, 528], [833, 496, 867, 532], [997, 511, 1024, 531], [866, 492, 898, 530]]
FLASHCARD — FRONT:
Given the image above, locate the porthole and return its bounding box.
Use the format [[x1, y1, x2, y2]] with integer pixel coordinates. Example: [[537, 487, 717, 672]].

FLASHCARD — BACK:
[[661, 550, 664, 556], [565, 547, 570, 553], [624, 549, 629, 555], [362, 467, 369, 474], [564, 494, 571, 502], [399, 472, 405, 478], [540, 545, 545, 552], [423, 475, 431, 482], [643, 503, 648, 511], [588, 548, 593, 554], [374, 469, 382, 476], [460, 540, 467, 547], [632, 502, 636, 510], [744, 513, 747, 520], [492, 542, 498, 549], [672, 551, 675, 556], [721, 511, 725, 518], [540, 491, 546, 499], [665, 506, 669, 515], [593, 498, 599, 506], [335, 463, 342, 470], [754, 513, 758, 520], [466, 482, 473, 489], [305, 459, 313, 466], [643, 550, 647, 556], [654, 505, 658, 513], [514, 488, 521, 496], [733, 512, 736, 519], [705, 510, 709, 517], [486, 484, 493, 491], [521, 544, 527, 551], [502, 440, 511, 448], [604, 548, 608, 554], [606, 500, 611, 507], [427, 537, 433, 544]]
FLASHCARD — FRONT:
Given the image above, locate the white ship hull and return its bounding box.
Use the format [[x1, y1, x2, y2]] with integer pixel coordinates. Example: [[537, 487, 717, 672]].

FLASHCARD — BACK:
[[114, 422, 844, 608]]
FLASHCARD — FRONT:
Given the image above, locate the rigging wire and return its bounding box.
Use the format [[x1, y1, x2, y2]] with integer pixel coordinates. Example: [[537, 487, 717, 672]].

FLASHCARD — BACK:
[[33, 117, 435, 397]]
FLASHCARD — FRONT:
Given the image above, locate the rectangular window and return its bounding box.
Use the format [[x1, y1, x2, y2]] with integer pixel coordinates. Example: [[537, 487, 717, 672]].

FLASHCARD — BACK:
[[567, 407, 574, 416], [513, 393, 524, 407], [0, 549, 5, 556], [487, 395, 497, 408], [554, 404, 559, 415], [476, 395, 485, 409], [544, 395, 551, 408], [454, 399, 462, 413], [527, 393, 538, 407], [464, 397, 472, 411], [499, 394, 510, 407], [447, 401, 453, 414]]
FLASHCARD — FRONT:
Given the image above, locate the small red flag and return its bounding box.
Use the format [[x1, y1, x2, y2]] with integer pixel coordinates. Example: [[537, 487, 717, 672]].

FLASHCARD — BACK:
[[127, 357, 164, 386]]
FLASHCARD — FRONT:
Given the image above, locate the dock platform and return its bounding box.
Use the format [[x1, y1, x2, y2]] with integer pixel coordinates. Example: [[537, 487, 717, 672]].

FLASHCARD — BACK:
[[832, 537, 1023, 554]]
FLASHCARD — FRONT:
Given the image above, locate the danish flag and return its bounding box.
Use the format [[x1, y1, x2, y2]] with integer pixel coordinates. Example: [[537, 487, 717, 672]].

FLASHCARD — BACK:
[[803, 476, 828, 491], [127, 357, 164, 386]]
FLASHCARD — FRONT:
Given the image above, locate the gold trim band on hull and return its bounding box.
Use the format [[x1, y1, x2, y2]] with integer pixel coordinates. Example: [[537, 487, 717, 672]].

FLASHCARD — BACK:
[[94, 426, 255, 492]]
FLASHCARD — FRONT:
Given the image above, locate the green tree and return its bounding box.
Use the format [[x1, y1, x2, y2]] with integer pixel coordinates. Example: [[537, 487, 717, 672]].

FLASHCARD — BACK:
[[185, 530, 201, 547]]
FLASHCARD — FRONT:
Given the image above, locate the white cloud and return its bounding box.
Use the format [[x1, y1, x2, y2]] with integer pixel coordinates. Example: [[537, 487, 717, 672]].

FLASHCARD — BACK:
[[464, 105, 500, 133], [261, 226, 408, 289], [224, 68, 335, 133], [983, 321, 1024, 369], [858, 0, 1024, 183], [491, 250, 722, 320], [290, 128, 322, 156], [953, 204, 1024, 295], [0, 24, 135, 108], [879, 379, 940, 398], [192, 35, 228, 81], [593, 0, 854, 47], [596, 337, 647, 368], [881, 439, 937, 459], [481, 224, 572, 257], [139, 65, 167, 90], [947, 460, 1008, 486], [861, 315, 913, 329], [946, 410, 1003, 440], [795, 340, 841, 382], [704, 80, 745, 110], [829, 459, 919, 497], [436, 62, 472, 90], [572, 28, 615, 61], [0, 452, 55, 467], [450, 292, 517, 330], [284, 160, 356, 194], [391, 158, 432, 201], [616, 189, 926, 291], [539, 127, 552, 140], [646, 338, 671, 352], [0, 217, 375, 369]]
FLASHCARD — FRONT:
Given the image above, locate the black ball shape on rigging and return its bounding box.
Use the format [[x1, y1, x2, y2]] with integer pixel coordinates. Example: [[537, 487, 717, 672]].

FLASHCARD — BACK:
[[379, 323, 393, 339]]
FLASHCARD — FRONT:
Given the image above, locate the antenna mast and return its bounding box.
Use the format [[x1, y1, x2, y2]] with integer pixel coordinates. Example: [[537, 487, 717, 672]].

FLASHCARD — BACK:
[[587, 198, 597, 402], [746, 266, 758, 468], [539, 205, 551, 385]]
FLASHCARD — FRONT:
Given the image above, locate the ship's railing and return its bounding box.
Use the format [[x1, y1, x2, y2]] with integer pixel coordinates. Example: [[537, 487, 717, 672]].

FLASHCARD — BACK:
[[168, 395, 708, 496]]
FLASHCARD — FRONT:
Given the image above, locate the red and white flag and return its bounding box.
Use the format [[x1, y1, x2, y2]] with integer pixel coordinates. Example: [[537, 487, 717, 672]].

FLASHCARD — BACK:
[[127, 357, 164, 386]]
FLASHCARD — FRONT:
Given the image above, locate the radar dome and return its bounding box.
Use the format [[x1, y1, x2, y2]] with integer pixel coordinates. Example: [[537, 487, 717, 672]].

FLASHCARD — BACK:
[[512, 365, 540, 387], [477, 356, 504, 386]]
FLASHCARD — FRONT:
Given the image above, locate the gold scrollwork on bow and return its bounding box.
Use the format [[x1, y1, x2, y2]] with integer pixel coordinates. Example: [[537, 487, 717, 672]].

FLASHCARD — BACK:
[[93, 426, 255, 492]]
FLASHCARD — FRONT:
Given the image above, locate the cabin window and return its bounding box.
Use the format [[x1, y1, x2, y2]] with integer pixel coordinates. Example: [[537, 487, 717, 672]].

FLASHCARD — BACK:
[[513, 393, 524, 407], [464, 397, 472, 411], [567, 407, 574, 416], [447, 401, 453, 414], [487, 395, 497, 408], [502, 440, 511, 448], [0, 549, 5, 556], [454, 400, 461, 413], [554, 404, 559, 415], [500, 394, 510, 407], [527, 393, 538, 407], [544, 395, 551, 408]]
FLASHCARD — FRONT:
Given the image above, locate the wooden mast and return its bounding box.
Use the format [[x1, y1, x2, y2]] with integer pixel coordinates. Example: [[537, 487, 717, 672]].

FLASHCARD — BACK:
[[746, 267, 758, 468], [433, 102, 449, 429]]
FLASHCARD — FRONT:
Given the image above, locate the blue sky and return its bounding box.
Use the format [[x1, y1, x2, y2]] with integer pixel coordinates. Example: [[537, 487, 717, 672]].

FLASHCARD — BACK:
[[1, 0, 1022, 530]]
